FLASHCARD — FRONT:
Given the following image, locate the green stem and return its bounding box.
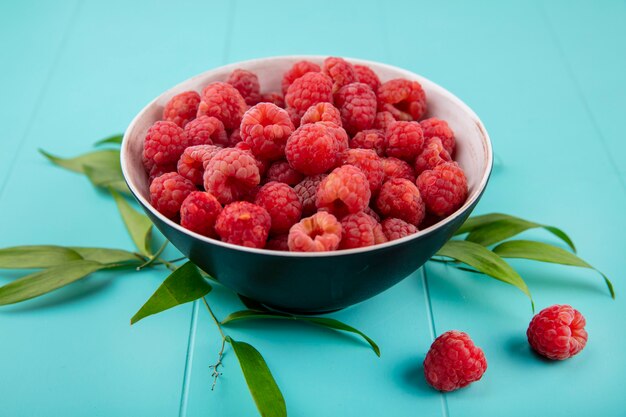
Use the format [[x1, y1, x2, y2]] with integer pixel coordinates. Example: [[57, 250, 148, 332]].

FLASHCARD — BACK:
[[136, 241, 168, 270], [203, 296, 227, 390]]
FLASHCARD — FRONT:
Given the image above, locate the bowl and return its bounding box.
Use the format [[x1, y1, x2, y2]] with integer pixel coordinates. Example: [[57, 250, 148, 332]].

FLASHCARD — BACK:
[[121, 56, 493, 314]]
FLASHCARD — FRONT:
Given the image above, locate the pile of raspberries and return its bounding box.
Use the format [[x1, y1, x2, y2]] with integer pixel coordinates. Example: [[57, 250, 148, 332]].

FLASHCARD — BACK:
[[143, 57, 468, 251]]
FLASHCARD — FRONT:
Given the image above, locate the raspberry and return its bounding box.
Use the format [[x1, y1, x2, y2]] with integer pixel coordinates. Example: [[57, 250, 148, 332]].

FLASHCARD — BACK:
[[316, 165, 371, 218], [281, 60, 321, 95], [377, 79, 427, 121], [340, 148, 384, 194], [300, 102, 342, 126], [382, 157, 416, 182], [420, 117, 455, 156], [254, 181, 302, 234], [197, 82, 247, 130], [228, 127, 243, 146], [285, 123, 337, 175], [215, 201, 271, 248], [527, 304, 588, 360], [381, 217, 418, 241], [374, 111, 396, 131], [385, 121, 424, 161], [203, 148, 260, 205], [354, 64, 381, 92], [322, 57, 357, 94], [265, 160, 304, 186], [423, 330, 487, 392], [376, 178, 425, 226], [148, 163, 176, 183], [416, 162, 468, 217], [294, 174, 327, 216], [149, 172, 196, 220], [350, 129, 386, 156], [318, 121, 349, 155], [184, 115, 228, 147], [240, 103, 294, 160], [335, 82, 377, 135], [288, 212, 342, 252], [234, 142, 269, 176], [143, 121, 189, 171], [163, 91, 201, 128], [339, 212, 386, 249], [415, 137, 452, 175], [260, 92, 285, 108], [227, 69, 261, 105], [265, 234, 289, 251], [285, 72, 333, 121], [177, 144, 222, 185], [180, 191, 222, 238]]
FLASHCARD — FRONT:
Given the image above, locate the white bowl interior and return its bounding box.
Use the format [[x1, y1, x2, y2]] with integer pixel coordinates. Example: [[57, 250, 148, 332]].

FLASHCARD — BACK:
[[122, 56, 492, 256]]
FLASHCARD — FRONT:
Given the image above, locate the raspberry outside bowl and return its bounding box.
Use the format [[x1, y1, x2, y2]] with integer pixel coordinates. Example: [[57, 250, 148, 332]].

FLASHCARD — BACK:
[[121, 56, 493, 314]]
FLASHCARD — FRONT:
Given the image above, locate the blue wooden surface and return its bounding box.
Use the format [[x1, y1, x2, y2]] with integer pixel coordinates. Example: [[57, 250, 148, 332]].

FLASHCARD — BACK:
[[1, 1, 625, 416]]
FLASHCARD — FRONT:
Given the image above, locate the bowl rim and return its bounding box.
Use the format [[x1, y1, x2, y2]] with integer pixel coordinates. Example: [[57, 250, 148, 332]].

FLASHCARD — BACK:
[[121, 55, 493, 258]]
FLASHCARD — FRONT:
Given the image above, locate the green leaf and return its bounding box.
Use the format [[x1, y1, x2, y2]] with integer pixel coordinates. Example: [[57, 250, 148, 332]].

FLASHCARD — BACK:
[[83, 165, 130, 195], [435, 240, 534, 308], [222, 310, 380, 357], [94, 134, 123, 146], [131, 262, 212, 324], [493, 240, 614, 298], [69, 247, 142, 265], [0, 261, 104, 305], [0, 245, 82, 269], [40, 148, 121, 175], [226, 336, 287, 417], [457, 213, 576, 252], [110, 189, 153, 256]]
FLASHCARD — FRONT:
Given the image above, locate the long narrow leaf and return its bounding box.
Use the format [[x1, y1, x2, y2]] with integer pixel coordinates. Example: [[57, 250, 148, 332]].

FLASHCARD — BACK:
[[0, 261, 104, 305], [69, 247, 143, 265], [493, 240, 614, 298], [94, 134, 123, 146], [226, 336, 287, 417], [0, 245, 82, 269], [39, 148, 121, 174], [131, 262, 211, 324], [222, 310, 380, 356], [83, 165, 130, 195], [110, 189, 153, 256]]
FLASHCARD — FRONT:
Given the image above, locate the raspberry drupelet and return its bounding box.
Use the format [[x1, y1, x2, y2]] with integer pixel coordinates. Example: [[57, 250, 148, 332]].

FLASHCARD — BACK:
[[197, 82, 247, 130], [177, 144, 223, 185], [420, 117, 455, 156], [149, 172, 197, 220], [322, 57, 357, 94], [381, 218, 418, 241], [163, 91, 201, 128], [240, 102, 295, 160], [281, 60, 321, 95], [180, 191, 222, 238], [265, 160, 304, 186], [339, 212, 387, 249], [350, 129, 386, 157], [416, 162, 468, 217], [354, 64, 381, 92], [377, 79, 427, 121], [227, 69, 261, 105], [288, 211, 342, 252], [376, 178, 425, 226], [285, 72, 334, 121], [143, 121, 189, 171], [215, 201, 271, 248], [184, 115, 228, 147], [335, 82, 377, 135], [254, 181, 302, 234], [294, 174, 327, 217], [285, 123, 338, 175], [385, 121, 425, 162], [415, 137, 452, 175], [300, 102, 342, 126], [203, 148, 261, 205], [527, 304, 588, 360], [316, 165, 371, 218], [340, 148, 384, 194]]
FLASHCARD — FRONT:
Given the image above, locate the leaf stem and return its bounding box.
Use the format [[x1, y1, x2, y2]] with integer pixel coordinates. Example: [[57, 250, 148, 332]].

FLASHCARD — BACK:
[[203, 296, 227, 390], [136, 241, 168, 270]]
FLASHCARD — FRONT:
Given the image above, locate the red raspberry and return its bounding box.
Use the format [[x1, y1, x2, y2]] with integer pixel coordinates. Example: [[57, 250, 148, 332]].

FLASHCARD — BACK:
[[240, 103, 294, 160], [254, 181, 302, 234], [228, 127, 243, 146], [163, 91, 201, 128], [415, 137, 452, 175], [382, 157, 416, 182], [376, 178, 425, 226], [180, 191, 222, 238], [294, 174, 327, 216], [266, 234, 289, 251], [322, 57, 357, 94], [300, 102, 342, 126], [420, 117, 455, 156], [226, 69, 261, 106], [340, 148, 384, 194], [177, 144, 222, 185], [143, 121, 189, 171], [281, 60, 321, 95], [215, 201, 271, 248], [184, 115, 228, 147], [265, 160, 304, 186], [335, 82, 377, 135], [149, 172, 196, 220], [203, 148, 260, 205], [527, 304, 588, 360], [377, 79, 427, 121], [339, 212, 386, 249], [260, 92, 285, 108], [148, 163, 176, 183], [424, 330, 487, 392], [374, 111, 396, 131], [354, 64, 381, 92], [285, 72, 334, 121], [381, 217, 418, 241], [417, 162, 468, 217], [288, 212, 342, 252], [285, 123, 337, 175], [197, 82, 247, 130], [318, 121, 349, 156], [385, 121, 424, 161], [234, 142, 269, 176], [316, 165, 371, 218], [350, 129, 386, 156]]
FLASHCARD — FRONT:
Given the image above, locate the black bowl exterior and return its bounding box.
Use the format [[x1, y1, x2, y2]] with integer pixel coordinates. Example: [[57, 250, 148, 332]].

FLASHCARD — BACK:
[[140, 196, 481, 314]]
